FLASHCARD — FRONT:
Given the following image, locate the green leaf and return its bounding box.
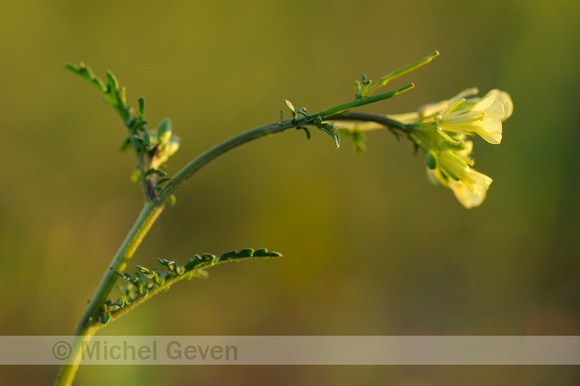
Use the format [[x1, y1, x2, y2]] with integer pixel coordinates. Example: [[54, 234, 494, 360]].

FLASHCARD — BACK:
[[155, 177, 172, 190], [120, 136, 132, 152], [331, 131, 340, 148], [99, 312, 111, 325], [354, 80, 362, 98], [110, 249, 282, 319], [129, 115, 148, 132], [156, 118, 173, 144], [284, 99, 295, 113], [153, 272, 165, 285], [183, 259, 197, 271], [114, 297, 125, 308], [65, 62, 105, 92], [117, 86, 127, 107], [296, 108, 308, 117], [253, 248, 268, 256], [253, 248, 282, 257], [106, 71, 120, 94], [237, 248, 254, 257], [138, 97, 145, 117], [146, 168, 167, 177], [136, 265, 150, 274], [142, 131, 153, 148], [114, 270, 135, 282], [219, 250, 238, 258], [361, 73, 371, 86], [297, 126, 311, 140], [64, 63, 79, 73], [315, 123, 340, 148]]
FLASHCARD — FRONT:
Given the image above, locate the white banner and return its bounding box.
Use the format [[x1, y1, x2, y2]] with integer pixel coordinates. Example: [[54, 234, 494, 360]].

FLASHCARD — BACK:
[[1, 336, 579, 365]]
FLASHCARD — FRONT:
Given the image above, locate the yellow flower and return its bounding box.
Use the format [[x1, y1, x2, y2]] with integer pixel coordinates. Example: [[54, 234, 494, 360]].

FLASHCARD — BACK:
[[447, 175, 492, 209], [435, 89, 513, 144], [417, 87, 480, 118], [411, 88, 512, 207], [428, 142, 493, 208]]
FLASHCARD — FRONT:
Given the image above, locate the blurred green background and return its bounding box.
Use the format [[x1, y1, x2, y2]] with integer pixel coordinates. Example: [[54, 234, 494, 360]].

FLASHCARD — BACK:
[[1, 0, 579, 384]]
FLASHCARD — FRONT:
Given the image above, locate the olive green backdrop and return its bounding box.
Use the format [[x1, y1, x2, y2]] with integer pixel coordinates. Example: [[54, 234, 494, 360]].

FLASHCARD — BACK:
[[1, 0, 579, 384]]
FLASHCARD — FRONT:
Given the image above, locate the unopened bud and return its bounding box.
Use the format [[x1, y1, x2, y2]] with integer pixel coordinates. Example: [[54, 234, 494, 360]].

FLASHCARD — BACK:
[[426, 151, 437, 169]]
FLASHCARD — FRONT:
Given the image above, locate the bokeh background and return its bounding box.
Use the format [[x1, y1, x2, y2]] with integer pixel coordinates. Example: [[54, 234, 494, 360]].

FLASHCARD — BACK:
[[1, 0, 579, 384]]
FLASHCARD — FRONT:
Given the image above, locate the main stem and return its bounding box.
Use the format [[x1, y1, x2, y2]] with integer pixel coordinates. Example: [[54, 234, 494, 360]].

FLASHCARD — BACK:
[[54, 119, 299, 385], [55, 89, 412, 385], [55, 202, 164, 385]]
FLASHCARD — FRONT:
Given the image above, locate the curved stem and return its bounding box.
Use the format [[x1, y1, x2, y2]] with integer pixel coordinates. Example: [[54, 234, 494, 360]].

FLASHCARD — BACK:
[[55, 202, 164, 385], [55, 119, 299, 385], [55, 86, 417, 385], [328, 111, 427, 155], [156, 120, 293, 204], [155, 85, 414, 204]]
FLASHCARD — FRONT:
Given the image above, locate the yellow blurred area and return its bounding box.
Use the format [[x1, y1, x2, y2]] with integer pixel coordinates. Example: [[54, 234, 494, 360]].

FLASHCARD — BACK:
[[1, 0, 579, 384]]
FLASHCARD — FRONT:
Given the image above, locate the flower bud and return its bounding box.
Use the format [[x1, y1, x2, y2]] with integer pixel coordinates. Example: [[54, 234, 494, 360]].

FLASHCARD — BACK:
[[426, 151, 437, 169]]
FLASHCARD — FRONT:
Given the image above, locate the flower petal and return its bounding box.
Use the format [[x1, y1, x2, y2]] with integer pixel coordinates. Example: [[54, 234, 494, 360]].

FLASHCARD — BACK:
[[448, 179, 488, 208], [475, 117, 502, 144]]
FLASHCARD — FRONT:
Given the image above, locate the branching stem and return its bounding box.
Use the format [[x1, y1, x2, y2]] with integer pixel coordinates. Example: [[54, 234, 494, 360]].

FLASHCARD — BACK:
[[55, 80, 417, 386]]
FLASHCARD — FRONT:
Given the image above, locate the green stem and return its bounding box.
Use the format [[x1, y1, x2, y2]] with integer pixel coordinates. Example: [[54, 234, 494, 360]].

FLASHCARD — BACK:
[[131, 137, 156, 201], [365, 51, 439, 96], [154, 87, 415, 203], [316, 83, 414, 117], [55, 84, 416, 385], [328, 111, 429, 153], [326, 110, 413, 133], [55, 202, 164, 385], [55, 119, 302, 385], [156, 121, 294, 203]]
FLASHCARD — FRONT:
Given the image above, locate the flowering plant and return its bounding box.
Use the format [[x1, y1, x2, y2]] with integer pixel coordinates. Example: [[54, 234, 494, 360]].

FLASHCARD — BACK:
[[336, 87, 513, 208], [56, 51, 512, 385]]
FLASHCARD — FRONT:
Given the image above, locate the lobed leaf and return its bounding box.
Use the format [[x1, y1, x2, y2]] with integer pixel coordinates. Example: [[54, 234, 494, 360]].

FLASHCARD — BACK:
[[103, 248, 282, 323]]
